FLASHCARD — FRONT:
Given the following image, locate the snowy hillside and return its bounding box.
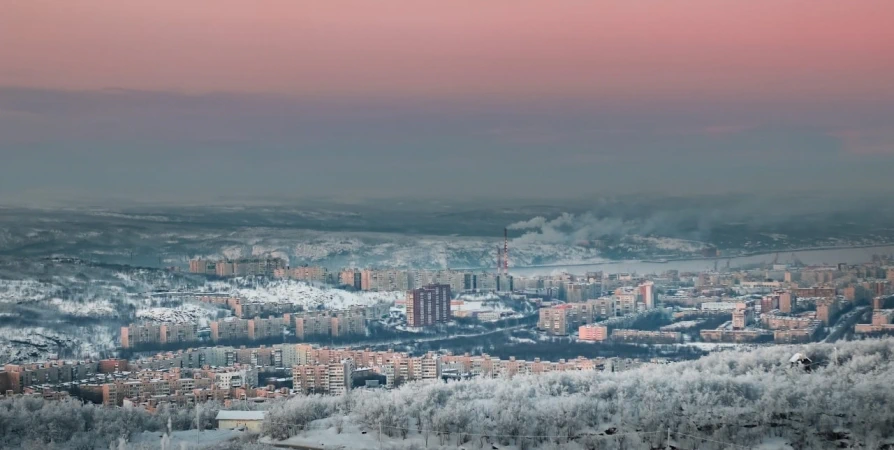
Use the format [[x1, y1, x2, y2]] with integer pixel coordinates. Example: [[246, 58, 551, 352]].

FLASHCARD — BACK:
[[205, 278, 401, 310], [0, 257, 209, 363], [0, 257, 405, 363], [136, 303, 223, 327], [0, 325, 116, 364]]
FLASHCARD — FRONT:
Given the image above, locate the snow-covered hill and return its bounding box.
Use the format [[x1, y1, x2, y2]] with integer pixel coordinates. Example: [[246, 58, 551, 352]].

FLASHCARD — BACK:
[[205, 279, 401, 310], [135, 303, 222, 327], [0, 259, 402, 363], [0, 325, 116, 364], [0, 257, 210, 363]]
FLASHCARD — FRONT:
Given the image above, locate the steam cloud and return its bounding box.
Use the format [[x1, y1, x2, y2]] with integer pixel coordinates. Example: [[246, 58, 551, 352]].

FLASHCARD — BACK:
[[503, 193, 894, 246], [508, 213, 633, 245]]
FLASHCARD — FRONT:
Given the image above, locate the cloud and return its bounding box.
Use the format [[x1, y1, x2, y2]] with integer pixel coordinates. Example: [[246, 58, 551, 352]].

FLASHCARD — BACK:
[[506, 216, 549, 230], [509, 213, 631, 245]]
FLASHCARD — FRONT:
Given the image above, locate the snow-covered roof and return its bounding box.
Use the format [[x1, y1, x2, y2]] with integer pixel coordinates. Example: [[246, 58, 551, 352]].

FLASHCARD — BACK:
[[216, 411, 266, 421]]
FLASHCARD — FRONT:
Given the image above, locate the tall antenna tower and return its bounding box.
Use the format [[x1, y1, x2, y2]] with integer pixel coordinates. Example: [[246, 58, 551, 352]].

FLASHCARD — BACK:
[[503, 228, 509, 276], [496, 247, 503, 275]]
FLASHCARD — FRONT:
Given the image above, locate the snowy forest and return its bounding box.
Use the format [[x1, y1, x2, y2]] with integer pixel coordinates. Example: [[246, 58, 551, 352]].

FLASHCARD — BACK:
[[264, 338, 894, 449], [3, 339, 894, 449]]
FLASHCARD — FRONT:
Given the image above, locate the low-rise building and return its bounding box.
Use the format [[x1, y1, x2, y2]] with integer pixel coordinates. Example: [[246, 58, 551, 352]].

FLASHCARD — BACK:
[[611, 329, 682, 344], [578, 324, 608, 342]]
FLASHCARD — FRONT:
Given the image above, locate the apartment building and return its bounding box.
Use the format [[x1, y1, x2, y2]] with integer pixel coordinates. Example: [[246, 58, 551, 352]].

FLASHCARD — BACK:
[[408, 270, 464, 294], [732, 307, 754, 330], [578, 324, 609, 342], [290, 359, 355, 396], [210, 319, 251, 342], [611, 329, 683, 344], [248, 316, 287, 341], [762, 314, 817, 330], [640, 281, 655, 309], [235, 301, 297, 319], [292, 364, 329, 394], [361, 269, 410, 292], [406, 284, 452, 328], [816, 298, 840, 325], [614, 287, 641, 315], [339, 269, 362, 289], [588, 297, 617, 319], [700, 329, 770, 343], [121, 324, 163, 348], [275, 266, 328, 283], [330, 313, 365, 337], [294, 311, 332, 339], [120, 323, 199, 349], [163, 323, 199, 346], [792, 287, 837, 298], [538, 304, 573, 335], [773, 323, 821, 343], [98, 359, 129, 374], [188, 257, 287, 277], [327, 360, 354, 396], [214, 367, 258, 389], [189, 259, 218, 275], [1, 361, 98, 394]]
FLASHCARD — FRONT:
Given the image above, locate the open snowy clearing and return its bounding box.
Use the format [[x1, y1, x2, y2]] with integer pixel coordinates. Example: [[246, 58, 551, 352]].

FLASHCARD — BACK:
[[129, 428, 244, 448]]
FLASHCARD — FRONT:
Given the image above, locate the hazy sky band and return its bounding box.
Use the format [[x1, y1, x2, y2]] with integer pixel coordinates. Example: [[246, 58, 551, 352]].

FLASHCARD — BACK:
[[1, 1, 892, 204]]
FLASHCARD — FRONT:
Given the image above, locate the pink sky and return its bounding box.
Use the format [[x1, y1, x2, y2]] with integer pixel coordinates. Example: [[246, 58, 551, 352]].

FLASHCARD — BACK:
[[3, 0, 893, 100]]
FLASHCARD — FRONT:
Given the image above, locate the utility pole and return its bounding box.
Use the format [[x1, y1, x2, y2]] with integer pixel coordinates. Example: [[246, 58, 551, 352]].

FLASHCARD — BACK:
[[196, 404, 201, 445], [667, 427, 671, 449]]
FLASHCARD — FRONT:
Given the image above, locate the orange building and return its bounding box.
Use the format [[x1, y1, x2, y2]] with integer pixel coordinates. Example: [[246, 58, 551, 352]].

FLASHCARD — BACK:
[[579, 324, 608, 341]]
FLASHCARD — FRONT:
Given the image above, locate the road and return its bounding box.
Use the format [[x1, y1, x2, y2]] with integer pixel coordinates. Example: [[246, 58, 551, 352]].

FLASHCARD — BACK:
[[823, 306, 870, 343], [347, 314, 537, 349]]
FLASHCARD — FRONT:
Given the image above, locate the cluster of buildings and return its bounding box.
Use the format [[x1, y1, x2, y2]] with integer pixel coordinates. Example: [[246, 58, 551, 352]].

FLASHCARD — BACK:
[[450, 303, 504, 322], [697, 295, 830, 344], [189, 260, 617, 296], [120, 303, 389, 349], [338, 268, 511, 294], [210, 303, 388, 342], [577, 324, 682, 344], [189, 257, 287, 277], [658, 259, 894, 344], [121, 322, 199, 349], [86, 365, 268, 409], [292, 305, 386, 339], [197, 295, 299, 319], [537, 282, 655, 336], [2, 343, 652, 408], [1, 360, 100, 395], [578, 324, 683, 344], [274, 265, 328, 283], [291, 347, 629, 394]]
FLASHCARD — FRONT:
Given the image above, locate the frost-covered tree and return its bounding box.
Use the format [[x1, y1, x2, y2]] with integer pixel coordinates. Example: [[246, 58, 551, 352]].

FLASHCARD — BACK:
[[260, 338, 894, 449]]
